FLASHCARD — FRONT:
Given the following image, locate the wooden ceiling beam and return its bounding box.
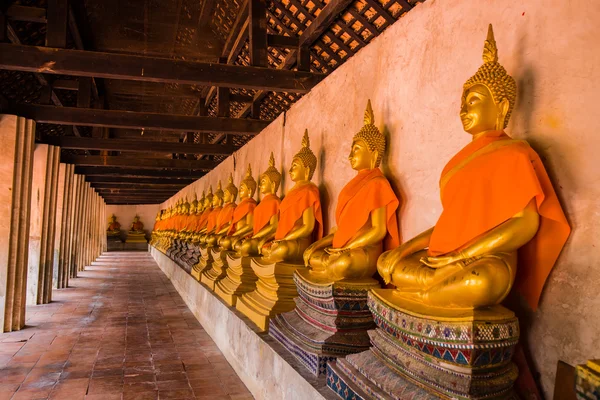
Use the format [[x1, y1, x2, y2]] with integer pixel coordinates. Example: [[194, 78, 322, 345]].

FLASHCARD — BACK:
[[46, 0, 68, 48], [0, 43, 324, 93], [267, 34, 300, 49], [74, 166, 206, 178], [44, 136, 235, 155], [91, 182, 186, 189], [5, 5, 47, 23], [62, 155, 216, 170], [85, 176, 196, 184], [14, 104, 270, 134]]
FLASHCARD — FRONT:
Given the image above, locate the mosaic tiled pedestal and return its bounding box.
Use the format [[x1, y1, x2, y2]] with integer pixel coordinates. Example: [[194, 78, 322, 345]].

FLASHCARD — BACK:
[[235, 258, 306, 332], [191, 245, 214, 281], [327, 289, 520, 400], [269, 270, 379, 376], [166, 238, 181, 258], [201, 249, 231, 291], [214, 254, 259, 306], [180, 242, 201, 273]]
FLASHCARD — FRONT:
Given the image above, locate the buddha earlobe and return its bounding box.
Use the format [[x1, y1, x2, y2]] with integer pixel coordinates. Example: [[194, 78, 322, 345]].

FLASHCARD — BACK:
[[495, 98, 510, 130]]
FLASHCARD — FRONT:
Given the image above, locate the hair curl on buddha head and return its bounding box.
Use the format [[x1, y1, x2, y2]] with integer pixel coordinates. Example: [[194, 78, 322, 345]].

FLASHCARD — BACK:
[[224, 173, 238, 201], [353, 99, 386, 167], [214, 181, 224, 199], [241, 164, 257, 196], [463, 24, 517, 129], [292, 130, 317, 180], [261, 152, 282, 192]]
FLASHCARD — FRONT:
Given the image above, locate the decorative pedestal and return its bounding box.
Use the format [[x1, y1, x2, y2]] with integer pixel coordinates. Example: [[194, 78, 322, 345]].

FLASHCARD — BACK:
[[576, 360, 600, 400], [269, 270, 379, 376], [180, 242, 201, 273], [166, 238, 180, 258], [235, 258, 306, 332], [214, 254, 259, 306], [191, 245, 214, 281], [201, 249, 231, 290], [327, 289, 520, 400], [126, 232, 147, 243]]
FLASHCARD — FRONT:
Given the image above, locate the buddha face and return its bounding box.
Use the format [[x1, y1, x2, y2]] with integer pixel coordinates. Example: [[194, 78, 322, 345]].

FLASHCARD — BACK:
[[223, 190, 233, 203], [204, 197, 212, 209], [212, 195, 222, 208], [348, 139, 376, 171], [259, 176, 273, 195], [289, 157, 310, 182], [239, 183, 250, 199], [190, 202, 197, 214], [460, 84, 509, 135]]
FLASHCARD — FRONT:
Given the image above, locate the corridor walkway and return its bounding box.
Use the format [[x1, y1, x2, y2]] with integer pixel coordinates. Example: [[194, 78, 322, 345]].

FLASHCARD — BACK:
[[0, 252, 253, 400]]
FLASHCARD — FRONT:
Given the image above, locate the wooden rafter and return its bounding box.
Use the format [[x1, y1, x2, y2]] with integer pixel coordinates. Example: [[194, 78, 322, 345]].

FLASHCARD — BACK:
[[74, 167, 207, 178], [0, 44, 324, 93], [43, 137, 236, 155], [62, 155, 218, 170], [14, 104, 270, 134]]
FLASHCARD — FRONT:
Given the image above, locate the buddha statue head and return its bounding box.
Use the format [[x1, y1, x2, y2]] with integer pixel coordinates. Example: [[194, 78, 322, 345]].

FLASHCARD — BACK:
[[213, 181, 224, 207], [290, 130, 317, 183], [224, 173, 238, 203], [196, 191, 205, 214], [190, 193, 198, 214], [349, 100, 386, 171], [239, 164, 257, 200], [204, 186, 214, 210], [461, 24, 516, 136], [260, 152, 282, 195], [182, 197, 191, 215]]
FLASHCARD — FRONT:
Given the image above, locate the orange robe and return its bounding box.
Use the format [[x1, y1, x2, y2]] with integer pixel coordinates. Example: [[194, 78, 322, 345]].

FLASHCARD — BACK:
[[275, 183, 323, 241], [194, 209, 211, 232], [215, 203, 236, 232], [131, 221, 144, 231], [332, 168, 400, 249], [206, 207, 222, 233], [253, 194, 281, 236], [228, 198, 257, 235], [428, 130, 570, 310]]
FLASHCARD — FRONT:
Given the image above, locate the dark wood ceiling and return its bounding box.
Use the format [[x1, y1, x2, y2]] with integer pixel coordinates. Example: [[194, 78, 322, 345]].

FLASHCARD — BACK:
[[0, 0, 423, 204]]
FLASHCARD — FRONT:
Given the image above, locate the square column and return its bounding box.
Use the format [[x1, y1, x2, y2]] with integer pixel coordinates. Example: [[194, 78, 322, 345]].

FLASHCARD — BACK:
[[0, 115, 36, 332]]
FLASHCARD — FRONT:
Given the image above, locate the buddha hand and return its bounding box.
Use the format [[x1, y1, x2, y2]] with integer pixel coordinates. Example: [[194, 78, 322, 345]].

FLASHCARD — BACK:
[[420, 251, 465, 269]]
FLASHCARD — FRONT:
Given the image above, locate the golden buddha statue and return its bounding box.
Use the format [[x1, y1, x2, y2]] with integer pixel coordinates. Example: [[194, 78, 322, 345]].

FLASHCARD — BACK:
[[107, 214, 121, 237], [219, 164, 258, 251], [261, 130, 323, 263], [126, 215, 147, 244], [238, 152, 282, 256], [376, 25, 570, 311], [303, 101, 400, 282], [192, 189, 212, 243], [198, 182, 224, 245], [236, 132, 323, 331], [205, 174, 237, 248], [129, 215, 144, 233]]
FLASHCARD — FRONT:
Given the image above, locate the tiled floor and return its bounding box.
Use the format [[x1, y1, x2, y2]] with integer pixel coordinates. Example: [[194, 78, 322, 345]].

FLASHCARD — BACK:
[[0, 251, 253, 400]]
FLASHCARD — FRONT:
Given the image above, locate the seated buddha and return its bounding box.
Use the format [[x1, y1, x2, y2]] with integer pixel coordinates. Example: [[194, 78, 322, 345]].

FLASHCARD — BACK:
[[238, 153, 282, 256], [303, 101, 400, 282], [220, 165, 258, 251], [107, 214, 121, 237], [377, 25, 570, 311], [261, 130, 323, 264], [192, 189, 213, 243], [130, 215, 144, 233], [205, 174, 238, 248], [198, 182, 224, 246], [180, 196, 198, 240]]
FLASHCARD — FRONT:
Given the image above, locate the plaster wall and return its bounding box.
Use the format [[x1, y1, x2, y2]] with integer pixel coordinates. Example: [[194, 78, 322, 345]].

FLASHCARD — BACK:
[[106, 204, 160, 239], [161, 0, 600, 394]]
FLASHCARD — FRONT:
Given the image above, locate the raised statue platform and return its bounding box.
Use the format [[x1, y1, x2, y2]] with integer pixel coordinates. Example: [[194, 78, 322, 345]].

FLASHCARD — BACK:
[[125, 231, 147, 243], [327, 289, 520, 399], [235, 258, 305, 332], [214, 254, 259, 306], [191, 245, 213, 281], [269, 270, 379, 376], [200, 249, 230, 290]]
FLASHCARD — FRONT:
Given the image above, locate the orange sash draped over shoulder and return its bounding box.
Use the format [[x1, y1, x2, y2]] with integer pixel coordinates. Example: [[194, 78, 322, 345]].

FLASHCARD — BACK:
[[206, 207, 222, 233], [429, 130, 570, 310], [253, 194, 281, 235], [228, 198, 257, 235], [194, 209, 211, 232], [216, 203, 236, 232], [275, 183, 323, 241], [332, 168, 400, 249]]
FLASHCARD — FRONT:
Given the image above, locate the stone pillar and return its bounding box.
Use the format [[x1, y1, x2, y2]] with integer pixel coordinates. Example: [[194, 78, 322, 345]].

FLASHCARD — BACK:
[[27, 144, 60, 305], [0, 116, 36, 332], [60, 165, 75, 288], [70, 174, 83, 279], [53, 163, 66, 289]]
